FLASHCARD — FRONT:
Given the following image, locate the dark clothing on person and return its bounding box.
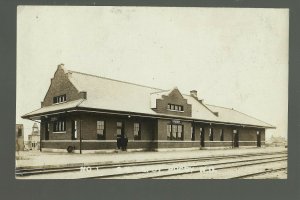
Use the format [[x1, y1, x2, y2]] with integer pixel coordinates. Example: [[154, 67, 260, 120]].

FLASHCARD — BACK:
[[117, 135, 128, 151], [122, 137, 128, 151], [117, 135, 122, 149]]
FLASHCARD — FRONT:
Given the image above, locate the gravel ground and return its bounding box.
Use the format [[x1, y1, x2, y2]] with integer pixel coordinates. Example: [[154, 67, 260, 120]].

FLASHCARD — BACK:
[[16, 147, 286, 169]]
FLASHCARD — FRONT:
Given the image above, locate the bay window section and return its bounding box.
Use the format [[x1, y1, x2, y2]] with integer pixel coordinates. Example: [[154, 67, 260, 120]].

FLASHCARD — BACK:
[[167, 124, 184, 140]]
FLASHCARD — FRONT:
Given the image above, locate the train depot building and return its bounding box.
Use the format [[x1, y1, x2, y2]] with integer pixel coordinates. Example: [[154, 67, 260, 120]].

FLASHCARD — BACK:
[[22, 64, 275, 152]]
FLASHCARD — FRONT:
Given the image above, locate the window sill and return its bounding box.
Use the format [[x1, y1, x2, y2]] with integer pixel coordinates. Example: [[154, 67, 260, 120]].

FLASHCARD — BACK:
[[167, 109, 184, 113], [53, 101, 67, 105], [53, 131, 66, 133]]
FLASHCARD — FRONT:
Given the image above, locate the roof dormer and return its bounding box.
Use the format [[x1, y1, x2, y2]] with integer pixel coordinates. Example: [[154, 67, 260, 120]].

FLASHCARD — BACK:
[[151, 87, 192, 117]]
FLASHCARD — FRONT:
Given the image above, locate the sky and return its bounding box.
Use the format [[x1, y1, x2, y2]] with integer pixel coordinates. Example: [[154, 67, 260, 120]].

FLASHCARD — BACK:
[[17, 6, 289, 141]]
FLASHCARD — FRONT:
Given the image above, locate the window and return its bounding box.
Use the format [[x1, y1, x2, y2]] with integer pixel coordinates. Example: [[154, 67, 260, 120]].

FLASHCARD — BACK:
[[200, 128, 204, 141], [167, 104, 184, 112], [220, 129, 224, 141], [177, 125, 182, 139], [172, 125, 177, 139], [53, 120, 66, 132], [53, 94, 66, 104], [17, 128, 22, 137], [209, 128, 214, 141], [167, 124, 183, 140], [117, 122, 123, 136], [72, 121, 77, 140], [97, 121, 105, 140], [134, 123, 141, 140], [167, 124, 172, 140]]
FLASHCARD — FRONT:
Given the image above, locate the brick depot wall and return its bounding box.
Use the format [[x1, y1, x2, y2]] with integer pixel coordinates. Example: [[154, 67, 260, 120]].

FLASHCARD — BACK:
[[156, 119, 167, 140], [261, 129, 265, 141], [42, 141, 156, 150], [77, 113, 156, 141], [40, 119, 45, 140], [41, 113, 156, 142], [40, 112, 266, 150], [42, 66, 83, 107], [154, 88, 192, 117], [193, 123, 233, 142], [48, 119, 73, 140], [203, 141, 233, 147], [239, 127, 256, 141], [42, 141, 116, 150], [157, 141, 200, 148], [192, 123, 265, 147]]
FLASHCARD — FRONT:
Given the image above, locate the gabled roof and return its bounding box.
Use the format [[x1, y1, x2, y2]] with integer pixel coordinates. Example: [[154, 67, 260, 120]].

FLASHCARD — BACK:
[[22, 66, 275, 128], [68, 70, 162, 114], [150, 87, 182, 108], [206, 104, 274, 128]]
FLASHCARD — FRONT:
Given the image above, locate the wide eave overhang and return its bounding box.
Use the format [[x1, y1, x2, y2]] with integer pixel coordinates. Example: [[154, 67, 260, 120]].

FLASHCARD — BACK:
[[22, 106, 276, 129]]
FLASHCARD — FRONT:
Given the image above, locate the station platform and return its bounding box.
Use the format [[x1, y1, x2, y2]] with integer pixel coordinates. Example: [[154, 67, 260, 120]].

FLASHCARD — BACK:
[[16, 147, 286, 169]]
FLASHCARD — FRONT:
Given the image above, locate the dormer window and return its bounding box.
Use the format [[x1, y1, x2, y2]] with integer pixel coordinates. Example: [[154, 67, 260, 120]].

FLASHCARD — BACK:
[[53, 94, 66, 104], [167, 103, 183, 112]]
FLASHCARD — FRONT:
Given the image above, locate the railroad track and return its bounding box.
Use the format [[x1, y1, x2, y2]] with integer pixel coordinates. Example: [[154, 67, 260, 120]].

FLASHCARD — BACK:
[[90, 154, 287, 179], [229, 167, 287, 179], [16, 151, 287, 178]]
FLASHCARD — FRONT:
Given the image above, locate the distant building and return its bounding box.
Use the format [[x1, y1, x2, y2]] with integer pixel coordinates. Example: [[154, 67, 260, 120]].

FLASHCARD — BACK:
[[266, 135, 287, 147], [16, 124, 25, 151], [28, 123, 40, 150]]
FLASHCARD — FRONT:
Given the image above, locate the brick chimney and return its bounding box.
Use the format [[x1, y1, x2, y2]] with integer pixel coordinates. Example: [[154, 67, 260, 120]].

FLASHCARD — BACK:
[[58, 63, 64, 68], [190, 90, 198, 98]]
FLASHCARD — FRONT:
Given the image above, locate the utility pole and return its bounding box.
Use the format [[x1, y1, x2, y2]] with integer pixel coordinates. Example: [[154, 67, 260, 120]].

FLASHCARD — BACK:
[[80, 120, 82, 154], [40, 126, 42, 152], [232, 131, 234, 148]]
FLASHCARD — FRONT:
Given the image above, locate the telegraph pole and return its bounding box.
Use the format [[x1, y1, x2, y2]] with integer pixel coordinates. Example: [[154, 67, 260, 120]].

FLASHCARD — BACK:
[[80, 120, 82, 154]]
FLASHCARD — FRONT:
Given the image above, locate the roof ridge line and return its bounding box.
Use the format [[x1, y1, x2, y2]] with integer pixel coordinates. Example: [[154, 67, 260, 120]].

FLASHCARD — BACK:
[[150, 89, 170, 94], [68, 70, 164, 91], [206, 104, 234, 110]]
